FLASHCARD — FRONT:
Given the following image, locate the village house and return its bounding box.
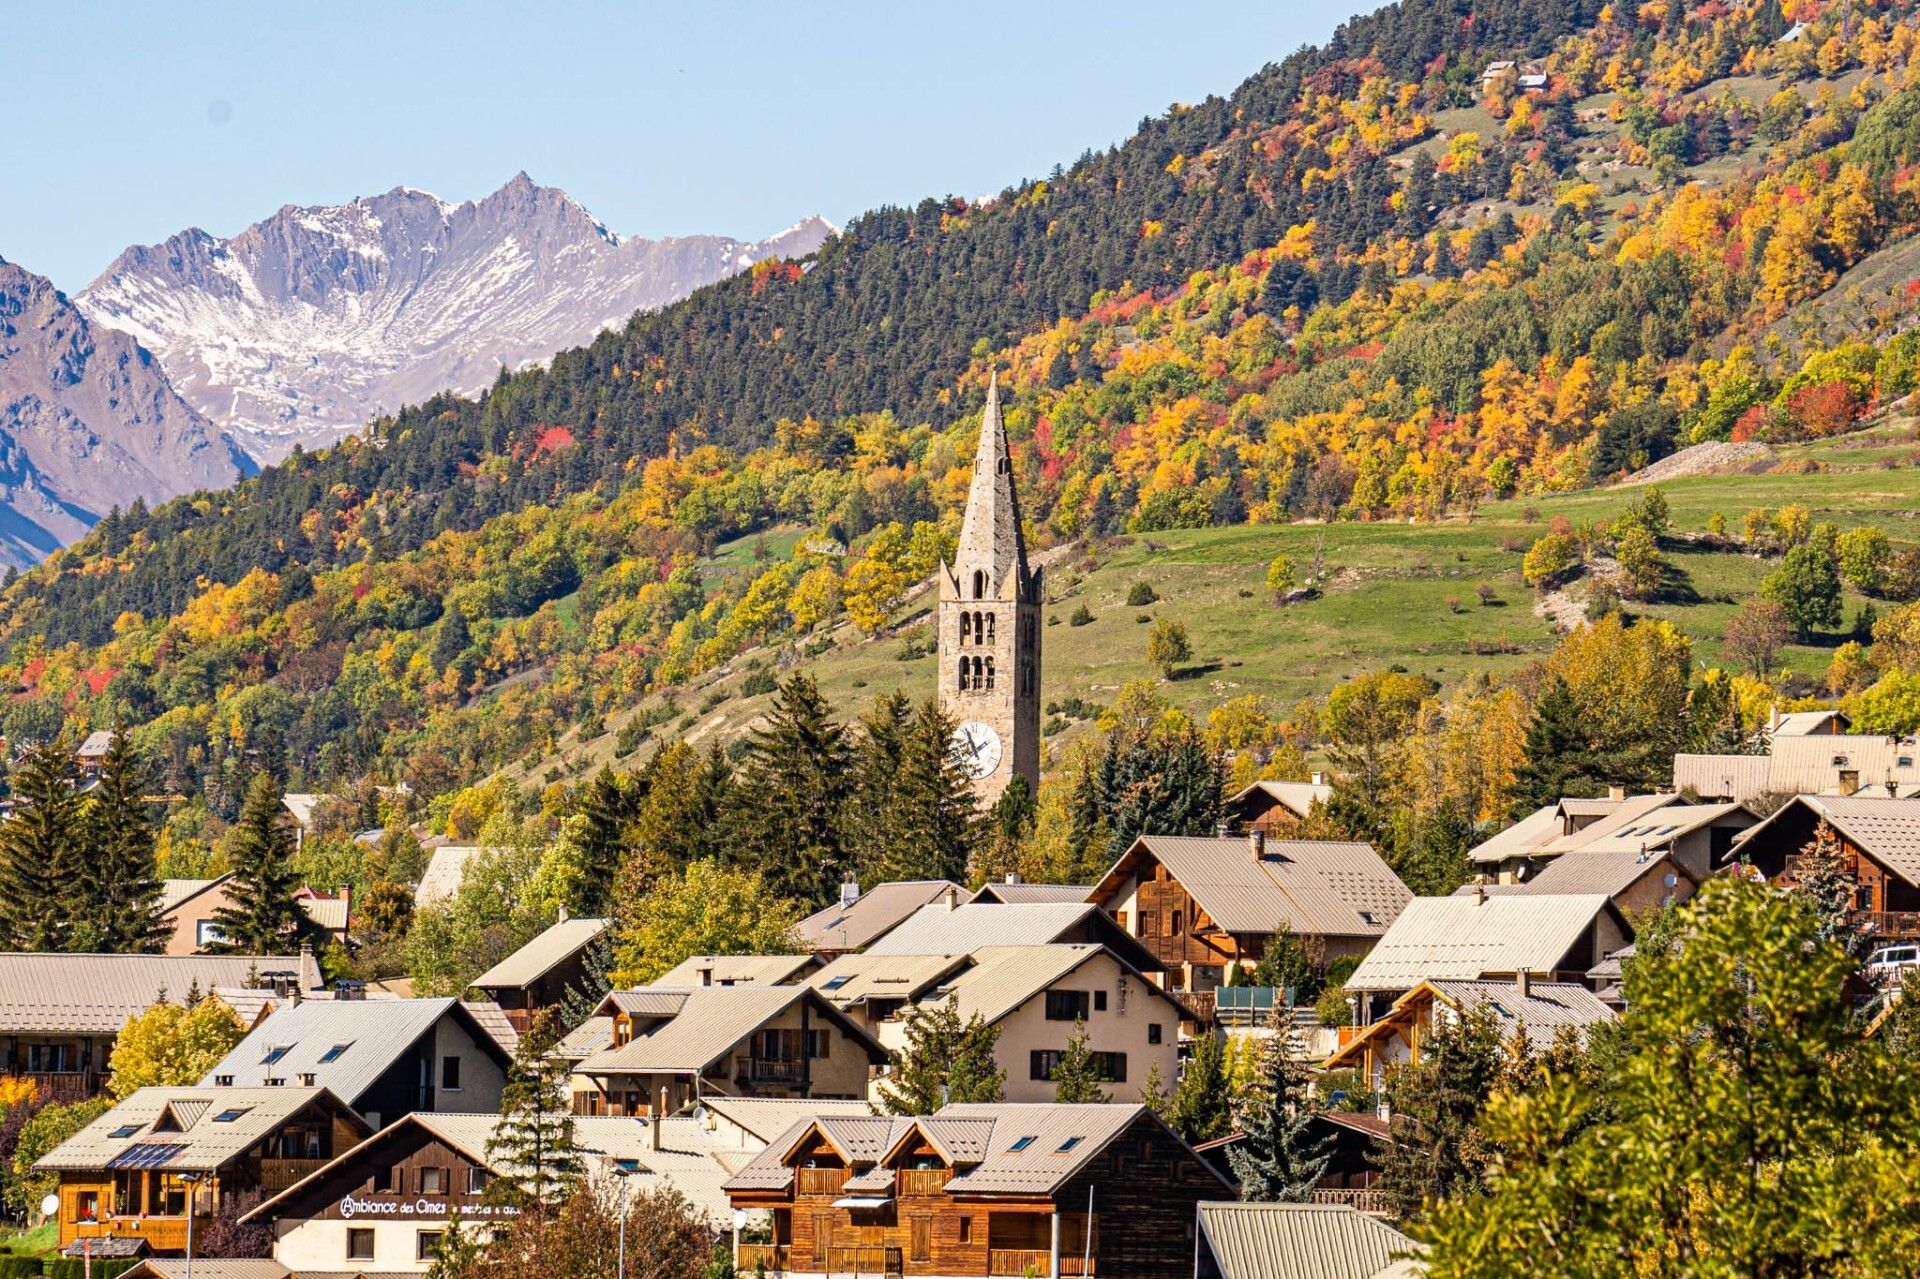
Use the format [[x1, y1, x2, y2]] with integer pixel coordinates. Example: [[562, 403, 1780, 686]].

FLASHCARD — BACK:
[[238, 1109, 754, 1272], [1223, 776, 1331, 838], [863, 899, 1161, 975], [651, 953, 822, 987], [724, 1102, 1232, 1279], [1676, 721, 1920, 803], [1193, 1201, 1419, 1279], [1457, 847, 1697, 916], [466, 915, 609, 1033], [968, 878, 1092, 906], [569, 985, 888, 1117], [838, 944, 1185, 1106], [0, 952, 319, 1101], [1194, 1110, 1392, 1210], [36, 1085, 370, 1258], [157, 877, 354, 955], [413, 846, 491, 910], [1341, 892, 1629, 1013], [75, 730, 116, 777], [1468, 792, 1755, 886], [1324, 977, 1617, 1091], [795, 881, 967, 956], [1725, 795, 1920, 941], [199, 998, 512, 1129], [1086, 832, 1411, 994]]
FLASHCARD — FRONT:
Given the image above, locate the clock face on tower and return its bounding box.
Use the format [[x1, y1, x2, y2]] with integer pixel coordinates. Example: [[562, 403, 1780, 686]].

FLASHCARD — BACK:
[[951, 720, 1003, 780]]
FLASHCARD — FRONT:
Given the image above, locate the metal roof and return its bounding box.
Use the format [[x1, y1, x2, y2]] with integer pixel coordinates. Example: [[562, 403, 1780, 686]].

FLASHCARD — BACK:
[[923, 945, 1176, 1028], [36, 1086, 365, 1174], [159, 876, 229, 914], [460, 1000, 520, 1055], [1537, 795, 1680, 855], [794, 881, 962, 951], [297, 896, 349, 932], [1343, 894, 1613, 992], [77, 730, 117, 757], [807, 952, 969, 1008], [553, 1015, 614, 1061], [200, 998, 505, 1103], [577, 986, 883, 1076], [1498, 851, 1682, 900], [649, 954, 817, 988], [414, 846, 489, 909], [280, 793, 333, 829], [1426, 980, 1616, 1050], [469, 917, 610, 991], [865, 902, 1104, 954], [0, 952, 312, 1035], [1228, 779, 1333, 818], [1467, 804, 1564, 865], [1742, 794, 1920, 887], [1094, 836, 1410, 938], [123, 1263, 292, 1279], [968, 881, 1094, 905], [1572, 802, 1746, 854], [1673, 753, 1775, 801], [696, 1097, 875, 1145], [1196, 1202, 1418, 1279], [1771, 710, 1850, 737]]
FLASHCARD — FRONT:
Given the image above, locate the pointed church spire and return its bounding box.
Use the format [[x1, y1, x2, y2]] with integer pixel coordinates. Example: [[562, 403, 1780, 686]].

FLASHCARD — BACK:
[[952, 369, 1030, 599]]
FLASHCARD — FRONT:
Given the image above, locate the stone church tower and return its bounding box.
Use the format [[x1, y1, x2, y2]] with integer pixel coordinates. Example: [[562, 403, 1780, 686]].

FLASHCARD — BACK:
[[938, 371, 1041, 806]]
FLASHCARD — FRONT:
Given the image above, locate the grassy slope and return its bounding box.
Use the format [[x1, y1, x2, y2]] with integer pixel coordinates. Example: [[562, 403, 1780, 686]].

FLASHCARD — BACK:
[[501, 423, 1920, 789]]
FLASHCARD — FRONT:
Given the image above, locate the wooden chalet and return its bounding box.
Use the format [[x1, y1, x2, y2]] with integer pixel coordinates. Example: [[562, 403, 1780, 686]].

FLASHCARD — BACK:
[[1086, 833, 1411, 994], [1325, 977, 1616, 1091], [724, 1102, 1232, 1279], [1223, 776, 1331, 838], [1729, 795, 1920, 940], [36, 1086, 369, 1257], [466, 915, 610, 1033]]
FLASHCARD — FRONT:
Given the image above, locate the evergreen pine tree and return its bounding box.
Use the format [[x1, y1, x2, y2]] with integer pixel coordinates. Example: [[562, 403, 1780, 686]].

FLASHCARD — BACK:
[[884, 701, 983, 883], [0, 738, 82, 952], [432, 602, 472, 676], [1051, 1019, 1109, 1103], [208, 773, 307, 954], [1505, 676, 1600, 819], [1098, 724, 1224, 860], [877, 997, 1005, 1114], [570, 767, 634, 917], [1168, 1030, 1233, 1143], [1227, 1022, 1331, 1202], [734, 675, 851, 904], [1791, 821, 1868, 956], [485, 1010, 584, 1212], [81, 729, 168, 953]]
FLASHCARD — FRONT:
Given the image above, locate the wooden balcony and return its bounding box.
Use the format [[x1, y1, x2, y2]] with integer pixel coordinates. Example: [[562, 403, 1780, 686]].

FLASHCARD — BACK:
[[1865, 912, 1920, 941], [737, 1243, 788, 1272], [795, 1167, 847, 1196], [896, 1167, 949, 1196], [827, 1246, 899, 1273], [260, 1158, 329, 1193], [737, 1055, 808, 1086], [73, 1216, 194, 1254], [989, 1249, 1095, 1275], [12, 1070, 100, 1103], [1309, 1187, 1390, 1215]]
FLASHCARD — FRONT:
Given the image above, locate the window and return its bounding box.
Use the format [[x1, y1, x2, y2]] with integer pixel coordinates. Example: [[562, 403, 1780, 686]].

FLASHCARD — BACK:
[[320, 1043, 353, 1063], [262, 1045, 292, 1065], [1045, 991, 1091, 1022], [442, 1056, 462, 1091], [1093, 990, 1108, 1013], [1057, 1136, 1083, 1153], [972, 570, 986, 600], [25, 1043, 71, 1073], [347, 1228, 375, 1261], [1114, 911, 1128, 932], [1095, 1051, 1128, 1083], [1007, 1135, 1038, 1152], [195, 920, 225, 947], [957, 659, 969, 692], [1170, 911, 1183, 935], [212, 1107, 251, 1123], [1147, 1024, 1162, 1045], [1031, 1050, 1063, 1081], [109, 1125, 141, 1139], [823, 975, 853, 991], [468, 1167, 492, 1195], [807, 1029, 832, 1059], [960, 612, 973, 645], [417, 1231, 444, 1262], [958, 1216, 973, 1243], [1857, 883, 1876, 911], [75, 1191, 98, 1223], [421, 1167, 445, 1195], [373, 1164, 398, 1193]]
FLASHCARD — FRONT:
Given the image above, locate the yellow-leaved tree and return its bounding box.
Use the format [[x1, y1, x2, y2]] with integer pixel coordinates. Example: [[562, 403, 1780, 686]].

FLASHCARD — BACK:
[[108, 994, 247, 1099]]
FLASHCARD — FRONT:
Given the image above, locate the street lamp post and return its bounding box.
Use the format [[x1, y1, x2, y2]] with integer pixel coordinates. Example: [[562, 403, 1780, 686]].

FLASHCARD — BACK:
[[611, 1158, 639, 1279], [180, 1172, 205, 1279]]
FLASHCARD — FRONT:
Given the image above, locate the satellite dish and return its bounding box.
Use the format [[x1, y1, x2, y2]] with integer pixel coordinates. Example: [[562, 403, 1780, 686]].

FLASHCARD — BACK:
[[1664, 873, 1679, 889], [39, 1193, 58, 1219]]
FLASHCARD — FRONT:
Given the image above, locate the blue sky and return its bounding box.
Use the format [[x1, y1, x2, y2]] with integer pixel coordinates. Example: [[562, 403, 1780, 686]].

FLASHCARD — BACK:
[[0, 2, 1367, 289]]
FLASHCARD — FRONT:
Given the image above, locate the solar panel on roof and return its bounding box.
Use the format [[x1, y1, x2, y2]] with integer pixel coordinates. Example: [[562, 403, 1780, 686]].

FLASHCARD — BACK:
[[110, 1142, 184, 1170]]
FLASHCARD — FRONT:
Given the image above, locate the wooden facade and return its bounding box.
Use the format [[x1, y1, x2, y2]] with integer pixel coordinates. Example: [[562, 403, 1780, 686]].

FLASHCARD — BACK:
[[731, 1111, 1228, 1279], [1737, 807, 1920, 941]]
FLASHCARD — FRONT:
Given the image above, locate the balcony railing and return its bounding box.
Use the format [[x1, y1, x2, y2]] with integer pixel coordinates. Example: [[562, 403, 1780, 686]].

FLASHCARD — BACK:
[[827, 1245, 899, 1273], [737, 1243, 788, 1272], [737, 1056, 808, 1086], [988, 1249, 1095, 1275], [795, 1167, 847, 1197], [896, 1167, 949, 1196], [1309, 1187, 1390, 1215], [74, 1217, 195, 1253], [1864, 912, 1920, 940], [260, 1157, 330, 1193], [11, 1070, 100, 1102]]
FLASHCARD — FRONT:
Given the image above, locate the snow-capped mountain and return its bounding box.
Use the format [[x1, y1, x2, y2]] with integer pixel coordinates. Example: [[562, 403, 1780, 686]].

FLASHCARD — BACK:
[[78, 174, 835, 461], [0, 256, 253, 566]]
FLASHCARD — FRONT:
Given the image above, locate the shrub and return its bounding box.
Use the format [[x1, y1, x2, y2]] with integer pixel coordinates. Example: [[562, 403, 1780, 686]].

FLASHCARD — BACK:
[[1126, 581, 1159, 606], [740, 668, 779, 697], [1784, 380, 1864, 438], [1476, 584, 1498, 606], [1523, 533, 1580, 588], [1069, 605, 1094, 627]]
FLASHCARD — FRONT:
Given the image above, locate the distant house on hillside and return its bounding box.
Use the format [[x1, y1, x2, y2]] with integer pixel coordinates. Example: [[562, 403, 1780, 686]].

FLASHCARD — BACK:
[[1676, 729, 1920, 802], [413, 845, 490, 910], [158, 876, 352, 954], [1225, 775, 1332, 837], [75, 730, 115, 777], [1087, 831, 1410, 993]]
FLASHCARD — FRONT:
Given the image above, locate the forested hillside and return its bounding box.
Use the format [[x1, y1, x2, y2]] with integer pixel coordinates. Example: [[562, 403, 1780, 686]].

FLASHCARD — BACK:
[[7, 0, 1920, 836]]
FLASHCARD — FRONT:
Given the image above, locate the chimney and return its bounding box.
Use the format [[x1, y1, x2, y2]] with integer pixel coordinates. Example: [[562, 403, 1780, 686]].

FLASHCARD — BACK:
[[840, 878, 860, 908], [653, 1088, 667, 1150], [1770, 705, 1781, 733], [1474, 883, 1487, 905], [339, 883, 352, 933], [1311, 771, 1326, 787], [943, 884, 960, 911], [298, 1072, 316, 1087], [558, 903, 569, 923], [1607, 785, 1625, 802], [1005, 871, 1021, 885], [1249, 829, 1266, 860], [1516, 971, 1530, 1000], [1215, 820, 1231, 838]]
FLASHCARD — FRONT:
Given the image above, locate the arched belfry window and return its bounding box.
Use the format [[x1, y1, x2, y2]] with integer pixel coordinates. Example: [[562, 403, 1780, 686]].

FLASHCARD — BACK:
[[998, 456, 1010, 474], [985, 614, 996, 644], [957, 660, 970, 692], [960, 613, 973, 645], [985, 657, 996, 690], [972, 570, 987, 599]]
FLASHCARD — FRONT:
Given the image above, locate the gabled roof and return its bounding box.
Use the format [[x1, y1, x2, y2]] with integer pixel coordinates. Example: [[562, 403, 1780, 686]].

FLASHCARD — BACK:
[[240, 1111, 745, 1221], [795, 881, 962, 952], [415, 846, 489, 908], [1467, 804, 1564, 866], [553, 1015, 614, 1060], [918, 945, 1175, 1028], [159, 876, 231, 915], [577, 986, 886, 1076], [0, 952, 313, 1035], [280, 793, 333, 829], [1493, 849, 1687, 900], [1536, 794, 1681, 855], [808, 952, 970, 1009], [649, 953, 818, 988], [469, 916, 610, 991], [1343, 894, 1616, 992], [1327, 979, 1615, 1071], [725, 1102, 1218, 1199], [1572, 802, 1747, 854], [200, 998, 511, 1103], [77, 730, 117, 757], [1197, 1202, 1417, 1279], [697, 1097, 875, 1145], [968, 881, 1093, 905], [297, 896, 349, 933], [1736, 794, 1920, 887], [123, 1263, 291, 1279], [864, 902, 1091, 954], [35, 1086, 366, 1174], [1771, 710, 1850, 737], [1092, 836, 1410, 938], [1228, 779, 1333, 820]]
